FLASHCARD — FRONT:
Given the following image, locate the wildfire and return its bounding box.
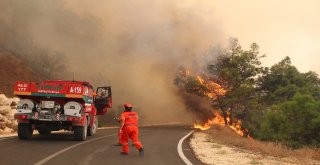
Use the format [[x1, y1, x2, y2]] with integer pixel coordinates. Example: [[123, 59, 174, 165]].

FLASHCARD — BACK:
[[177, 69, 248, 137], [193, 74, 246, 137], [194, 112, 225, 131], [196, 76, 226, 99], [194, 112, 247, 137]]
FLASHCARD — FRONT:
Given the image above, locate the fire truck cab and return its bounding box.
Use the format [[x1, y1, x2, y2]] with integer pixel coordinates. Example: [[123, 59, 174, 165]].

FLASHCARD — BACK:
[[14, 80, 112, 141]]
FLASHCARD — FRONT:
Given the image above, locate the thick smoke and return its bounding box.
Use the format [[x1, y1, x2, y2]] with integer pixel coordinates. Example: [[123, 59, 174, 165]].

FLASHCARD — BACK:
[[0, 0, 223, 124]]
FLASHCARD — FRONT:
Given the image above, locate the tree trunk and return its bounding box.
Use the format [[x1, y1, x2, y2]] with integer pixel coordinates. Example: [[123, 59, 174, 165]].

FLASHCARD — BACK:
[[222, 110, 228, 125]]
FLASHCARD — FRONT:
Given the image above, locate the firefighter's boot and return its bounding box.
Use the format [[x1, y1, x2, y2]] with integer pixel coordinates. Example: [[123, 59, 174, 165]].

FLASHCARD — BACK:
[[120, 152, 128, 155], [139, 148, 144, 157]]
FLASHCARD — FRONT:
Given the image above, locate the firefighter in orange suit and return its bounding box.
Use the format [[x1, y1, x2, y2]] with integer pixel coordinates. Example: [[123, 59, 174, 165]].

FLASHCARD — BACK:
[[118, 130, 123, 145], [114, 110, 124, 145], [119, 103, 144, 156], [117, 118, 124, 145]]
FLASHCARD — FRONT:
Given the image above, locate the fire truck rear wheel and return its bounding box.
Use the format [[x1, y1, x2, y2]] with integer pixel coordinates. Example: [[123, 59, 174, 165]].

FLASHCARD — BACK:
[[74, 120, 88, 141], [87, 118, 98, 136], [18, 123, 33, 140], [38, 128, 51, 135]]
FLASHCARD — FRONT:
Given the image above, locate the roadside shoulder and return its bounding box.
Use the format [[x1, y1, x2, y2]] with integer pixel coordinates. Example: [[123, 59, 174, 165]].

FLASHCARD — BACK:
[[190, 131, 320, 165], [0, 133, 17, 138]]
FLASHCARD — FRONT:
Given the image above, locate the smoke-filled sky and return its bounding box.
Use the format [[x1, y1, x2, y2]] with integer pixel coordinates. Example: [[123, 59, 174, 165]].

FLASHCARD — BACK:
[[1, 0, 319, 123], [13, 0, 317, 74], [211, 0, 320, 73]]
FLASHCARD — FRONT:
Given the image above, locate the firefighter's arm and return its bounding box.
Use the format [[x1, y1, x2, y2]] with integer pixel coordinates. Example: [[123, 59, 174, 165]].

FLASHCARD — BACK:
[[113, 116, 120, 121], [119, 113, 125, 131]]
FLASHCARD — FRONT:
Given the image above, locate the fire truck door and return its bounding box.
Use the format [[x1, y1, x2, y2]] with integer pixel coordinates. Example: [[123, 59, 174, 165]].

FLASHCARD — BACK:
[[94, 87, 112, 115]]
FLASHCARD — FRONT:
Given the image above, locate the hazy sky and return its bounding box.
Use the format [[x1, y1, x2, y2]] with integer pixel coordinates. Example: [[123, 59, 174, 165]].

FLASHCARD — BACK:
[[1, 0, 319, 123], [211, 0, 320, 73]]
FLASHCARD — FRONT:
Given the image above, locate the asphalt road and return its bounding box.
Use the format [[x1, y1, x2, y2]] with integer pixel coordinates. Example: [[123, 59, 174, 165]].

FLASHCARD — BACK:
[[0, 125, 203, 165]]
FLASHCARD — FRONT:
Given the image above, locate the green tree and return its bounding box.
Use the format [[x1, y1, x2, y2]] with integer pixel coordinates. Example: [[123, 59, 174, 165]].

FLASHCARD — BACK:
[[258, 57, 320, 104], [175, 39, 264, 131], [255, 57, 320, 147], [258, 94, 320, 148], [207, 38, 263, 127]]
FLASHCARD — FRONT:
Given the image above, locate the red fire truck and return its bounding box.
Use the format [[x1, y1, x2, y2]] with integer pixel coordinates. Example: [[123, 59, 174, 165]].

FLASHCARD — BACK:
[[14, 80, 112, 141]]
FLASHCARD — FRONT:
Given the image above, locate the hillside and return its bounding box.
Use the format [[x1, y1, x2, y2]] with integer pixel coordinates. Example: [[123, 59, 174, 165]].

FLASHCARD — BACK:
[[0, 49, 42, 96]]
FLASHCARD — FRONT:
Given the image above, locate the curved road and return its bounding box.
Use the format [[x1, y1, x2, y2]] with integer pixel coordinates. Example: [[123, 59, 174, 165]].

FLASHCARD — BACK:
[[0, 125, 202, 165]]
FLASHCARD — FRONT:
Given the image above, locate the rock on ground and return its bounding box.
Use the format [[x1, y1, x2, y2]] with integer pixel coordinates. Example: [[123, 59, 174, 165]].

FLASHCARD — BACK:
[[0, 94, 19, 134]]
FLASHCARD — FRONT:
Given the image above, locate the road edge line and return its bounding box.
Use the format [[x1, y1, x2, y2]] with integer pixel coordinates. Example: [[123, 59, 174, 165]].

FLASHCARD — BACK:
[[177, 130, 194, 165], [34, 134, 117, 165], [0, 136, 16, 141]]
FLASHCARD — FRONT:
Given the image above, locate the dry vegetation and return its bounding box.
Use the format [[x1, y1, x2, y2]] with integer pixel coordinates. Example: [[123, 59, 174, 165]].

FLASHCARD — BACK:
[[0, 49, 42, 96], [204, 125, 320, 162]]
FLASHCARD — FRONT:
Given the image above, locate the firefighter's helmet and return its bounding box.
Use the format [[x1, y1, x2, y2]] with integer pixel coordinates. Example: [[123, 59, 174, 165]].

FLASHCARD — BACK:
[[123, 103, 133, 111]]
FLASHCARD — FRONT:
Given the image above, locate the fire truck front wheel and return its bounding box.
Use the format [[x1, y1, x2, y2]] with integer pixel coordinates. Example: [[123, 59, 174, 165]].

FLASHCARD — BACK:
[[18, 123, 33, 140], [87, 118, 98, 136], [74, 121, 88, 141]]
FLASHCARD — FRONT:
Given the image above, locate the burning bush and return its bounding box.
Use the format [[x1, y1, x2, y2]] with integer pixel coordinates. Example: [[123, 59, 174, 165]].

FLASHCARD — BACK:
[[175, 39, 261, 137], [175, 69, 249, 137]]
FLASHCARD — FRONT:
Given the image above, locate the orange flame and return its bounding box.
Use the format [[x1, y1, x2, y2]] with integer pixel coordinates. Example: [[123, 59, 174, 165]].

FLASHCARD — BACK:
[[194, 112, 225, 130], [194, 111, 248, 137], [196, 75, 226, 99]]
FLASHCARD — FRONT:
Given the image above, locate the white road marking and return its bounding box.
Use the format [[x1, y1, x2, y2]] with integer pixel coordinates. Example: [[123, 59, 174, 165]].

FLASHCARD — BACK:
[[141, 122, 186, 127], [0, 127, 117, 139], [177, 130, 194, 165], [34, 134, 117, 165], [0, 137, 16, 141], [97, 126, 118, 129], [0, 133, 17, 138]]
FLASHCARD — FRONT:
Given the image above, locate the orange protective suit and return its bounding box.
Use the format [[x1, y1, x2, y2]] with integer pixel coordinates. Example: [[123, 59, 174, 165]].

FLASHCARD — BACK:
[[120, 111, 143, 153], [118, 128, 124, 145]]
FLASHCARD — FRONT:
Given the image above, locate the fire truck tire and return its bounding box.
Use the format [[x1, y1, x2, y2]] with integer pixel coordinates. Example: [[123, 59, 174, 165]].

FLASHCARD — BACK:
[[74, 120, 88, 141], [18, 123, 33, 140], [38, 128, 51, 135], [87, 118, 98, 136]]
